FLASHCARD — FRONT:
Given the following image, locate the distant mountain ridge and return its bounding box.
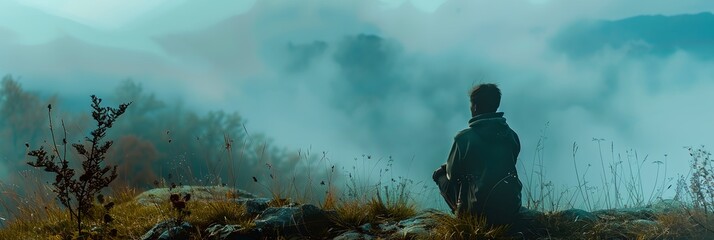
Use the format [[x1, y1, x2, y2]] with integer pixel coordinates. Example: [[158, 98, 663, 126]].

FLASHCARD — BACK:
[[552, 12, 714, 59]]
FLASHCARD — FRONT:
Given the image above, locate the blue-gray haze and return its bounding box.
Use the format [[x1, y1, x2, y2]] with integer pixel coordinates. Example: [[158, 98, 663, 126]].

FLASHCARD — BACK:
[[0, 0, 713, 211]]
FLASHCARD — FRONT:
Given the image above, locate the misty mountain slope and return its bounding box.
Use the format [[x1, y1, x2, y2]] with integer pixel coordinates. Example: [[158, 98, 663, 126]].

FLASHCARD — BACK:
[[552, 12, 714, 59], [153, 0, 380, 76], [0, 0, 164, 51], [0, 35, 167, 76], [0, 1, 98, 43]]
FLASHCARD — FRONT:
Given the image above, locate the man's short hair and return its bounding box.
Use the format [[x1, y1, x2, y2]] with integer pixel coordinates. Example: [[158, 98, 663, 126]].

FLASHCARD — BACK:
[[469, 83, 501, 113]]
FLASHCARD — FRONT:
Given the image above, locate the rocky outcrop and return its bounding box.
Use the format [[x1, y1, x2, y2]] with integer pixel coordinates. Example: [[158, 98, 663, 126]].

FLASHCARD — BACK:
[[134, 186, 256, 205], [138, 187, 688, 239], [331, 209, 440, 239], [200, 203, 337, 239]]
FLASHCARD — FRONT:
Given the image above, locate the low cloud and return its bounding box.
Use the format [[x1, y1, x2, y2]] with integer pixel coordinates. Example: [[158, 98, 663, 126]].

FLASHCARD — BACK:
[[1, 0, 712, 210]]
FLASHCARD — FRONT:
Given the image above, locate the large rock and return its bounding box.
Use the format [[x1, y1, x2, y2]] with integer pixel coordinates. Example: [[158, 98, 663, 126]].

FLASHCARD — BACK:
[[135, 186, 256, 205], [253, 204, 337, 237], [389, 209, 440, 239], [331, 209, 439, 239], [141, 220, 193, 240]]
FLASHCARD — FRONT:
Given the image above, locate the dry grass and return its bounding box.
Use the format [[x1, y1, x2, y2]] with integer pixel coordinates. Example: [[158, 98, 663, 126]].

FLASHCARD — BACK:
[[0, 201, 72, 239], [655, 208, 706, 239], [365, 195, 416, 222], [108, 200, 164, 238], [427, 211, 509, 240], [330, 193, 417, 231], [0, 193, 161, 239], [187, 200, 253, 230], [536, 211, 598, 239], [108, 186, 139, 205], [319, 185, 338, 210], [587, 218, 660, 239], [0, 187, 257, 239], [332, 198, 376, 229]]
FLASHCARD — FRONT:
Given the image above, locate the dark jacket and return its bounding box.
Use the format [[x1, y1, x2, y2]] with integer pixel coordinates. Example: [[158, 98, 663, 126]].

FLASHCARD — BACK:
[[445, 112, 522, 224]]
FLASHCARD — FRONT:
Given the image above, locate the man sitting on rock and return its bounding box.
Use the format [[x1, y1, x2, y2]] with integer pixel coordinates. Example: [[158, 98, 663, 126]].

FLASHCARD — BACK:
[[433, 83, 523, 227]]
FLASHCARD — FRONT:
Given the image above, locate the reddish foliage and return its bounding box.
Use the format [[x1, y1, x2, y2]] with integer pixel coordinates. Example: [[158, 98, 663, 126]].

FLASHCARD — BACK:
[[107, 135, 160, 188]]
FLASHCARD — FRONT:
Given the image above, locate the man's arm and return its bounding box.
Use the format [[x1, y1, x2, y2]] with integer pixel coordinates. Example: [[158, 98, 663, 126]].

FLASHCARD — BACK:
[[446, 138, 466, 181], [512, 130, 521, 163], [433, 163, 457, 212]]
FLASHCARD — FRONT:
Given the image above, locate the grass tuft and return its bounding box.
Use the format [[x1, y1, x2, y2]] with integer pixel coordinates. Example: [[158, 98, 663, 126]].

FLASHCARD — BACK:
[[427, 211, 508, 240], [332, 199, 375, 229], [366, 194, 416, 222], [185, 200, 255, 234]]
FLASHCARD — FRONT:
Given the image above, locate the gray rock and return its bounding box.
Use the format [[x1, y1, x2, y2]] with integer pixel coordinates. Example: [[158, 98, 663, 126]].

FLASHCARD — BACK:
[[378, 222, 398, 233], [359, 223, 373, 232], [141, 220, 192, 240], [254, 204, 336, 237], [333, 231, 375, 240], [392, 224, 428, 239], [205, 224, 256, 240], [135, 186, 256, 205], [390, 209, 440, 239]]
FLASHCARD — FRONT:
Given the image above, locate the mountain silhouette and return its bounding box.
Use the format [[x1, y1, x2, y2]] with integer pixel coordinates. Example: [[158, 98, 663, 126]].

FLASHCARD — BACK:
[[552, 12, 714, 59]]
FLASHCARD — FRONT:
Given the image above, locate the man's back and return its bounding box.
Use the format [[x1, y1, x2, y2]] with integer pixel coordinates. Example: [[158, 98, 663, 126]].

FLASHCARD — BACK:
[[433, 83, 522, 226], [446, 111, 522, 225]]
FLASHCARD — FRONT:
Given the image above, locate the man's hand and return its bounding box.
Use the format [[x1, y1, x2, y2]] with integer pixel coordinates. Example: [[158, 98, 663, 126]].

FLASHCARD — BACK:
[[432, 163, 447, 182]]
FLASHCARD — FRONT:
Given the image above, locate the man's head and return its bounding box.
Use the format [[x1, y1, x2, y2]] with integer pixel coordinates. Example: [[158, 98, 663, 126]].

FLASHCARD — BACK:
[[469, 83, 501, 116]]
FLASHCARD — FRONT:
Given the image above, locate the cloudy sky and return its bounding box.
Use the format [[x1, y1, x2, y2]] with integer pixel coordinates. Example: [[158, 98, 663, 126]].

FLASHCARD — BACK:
[[1, 0, 713, 209]]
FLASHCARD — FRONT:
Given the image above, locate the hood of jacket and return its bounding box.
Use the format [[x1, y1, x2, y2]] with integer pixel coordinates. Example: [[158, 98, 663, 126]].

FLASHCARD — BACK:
[[468, 112, 507, 127]]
